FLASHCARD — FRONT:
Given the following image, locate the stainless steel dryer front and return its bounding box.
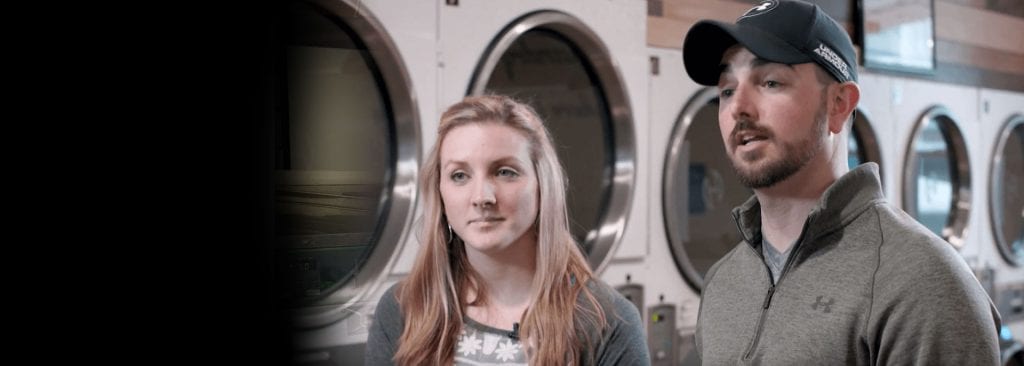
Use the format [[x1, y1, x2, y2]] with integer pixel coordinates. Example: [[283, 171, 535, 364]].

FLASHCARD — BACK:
[[276, 0, 436, 364]]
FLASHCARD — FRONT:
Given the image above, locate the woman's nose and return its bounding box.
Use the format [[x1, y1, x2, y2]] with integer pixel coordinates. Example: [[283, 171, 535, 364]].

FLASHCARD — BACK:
[[472, 179, 496, 207]]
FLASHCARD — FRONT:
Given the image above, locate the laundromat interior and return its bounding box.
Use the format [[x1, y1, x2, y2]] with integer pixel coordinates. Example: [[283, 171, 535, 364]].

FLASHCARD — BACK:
[[260, 0, 1024, 364]]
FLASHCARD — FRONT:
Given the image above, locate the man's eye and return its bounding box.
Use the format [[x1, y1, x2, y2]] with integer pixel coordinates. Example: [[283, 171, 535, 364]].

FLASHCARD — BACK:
[[720, 89, 734, 98], [764, 80, 780, 88]]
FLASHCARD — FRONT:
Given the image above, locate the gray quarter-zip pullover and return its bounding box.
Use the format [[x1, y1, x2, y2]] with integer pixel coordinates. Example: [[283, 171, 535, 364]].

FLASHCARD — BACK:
[[695, 163, 1001, 365]]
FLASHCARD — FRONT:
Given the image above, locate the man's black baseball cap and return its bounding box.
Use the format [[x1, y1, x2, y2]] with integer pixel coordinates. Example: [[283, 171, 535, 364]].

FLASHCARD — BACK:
[[682, 0, 857, 86]]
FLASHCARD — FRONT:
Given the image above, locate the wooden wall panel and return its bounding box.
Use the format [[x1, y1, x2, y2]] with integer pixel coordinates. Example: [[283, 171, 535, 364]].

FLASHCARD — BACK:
[[937, 40, 1024, 76], [647, 0, 852, 49], [660, 0, 751, 22], [647, 0, 751, 49], [648, 0, 1024, 91], [935, 1, 1024, 55], [944, 0, 1024, 18], [647, 16, 689, 49]]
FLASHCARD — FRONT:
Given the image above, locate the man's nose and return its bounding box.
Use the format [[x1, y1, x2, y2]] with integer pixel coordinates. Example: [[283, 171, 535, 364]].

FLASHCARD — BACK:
[[726, 83, 758, 122]]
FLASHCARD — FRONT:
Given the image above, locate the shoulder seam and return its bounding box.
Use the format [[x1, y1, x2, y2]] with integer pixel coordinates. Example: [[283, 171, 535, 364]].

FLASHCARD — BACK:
[[863, 204, 883, 340]]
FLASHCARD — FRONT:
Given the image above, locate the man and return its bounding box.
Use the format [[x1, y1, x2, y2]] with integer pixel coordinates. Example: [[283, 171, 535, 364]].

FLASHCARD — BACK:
[[681, 0, 1001, 364]]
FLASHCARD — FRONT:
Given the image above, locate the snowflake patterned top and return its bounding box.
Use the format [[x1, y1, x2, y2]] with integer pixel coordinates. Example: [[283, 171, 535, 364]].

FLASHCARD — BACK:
[[454, 318, 527, 365]]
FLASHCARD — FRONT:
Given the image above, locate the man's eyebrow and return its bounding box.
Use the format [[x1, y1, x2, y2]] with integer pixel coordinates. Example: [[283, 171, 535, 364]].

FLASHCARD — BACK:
[[750, 57, 795, 71], [720, 57, 796, 74]]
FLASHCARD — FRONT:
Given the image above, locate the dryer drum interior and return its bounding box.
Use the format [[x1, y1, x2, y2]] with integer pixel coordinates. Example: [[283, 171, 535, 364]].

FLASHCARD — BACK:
[[850, 108, 884, 181], [275, 0, 419, 327], [903, 105, 971, 249], [662, 87, 749, 291], [989, 114, 1024, 266], [468, 10, 635, 273]]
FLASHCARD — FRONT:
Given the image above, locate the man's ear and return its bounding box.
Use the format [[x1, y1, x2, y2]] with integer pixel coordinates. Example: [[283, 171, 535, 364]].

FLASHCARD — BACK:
[[829, 82, 860, 134]]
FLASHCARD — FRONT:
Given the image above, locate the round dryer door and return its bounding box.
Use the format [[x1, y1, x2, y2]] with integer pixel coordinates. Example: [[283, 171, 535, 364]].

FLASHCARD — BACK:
[[663, 88, 752, 291], [990, 114, 1024, 266], [849, 109, 884, 179], [469, 11, 635, 273], [903, 106, 971, 248], [276, 0, 419, 326]]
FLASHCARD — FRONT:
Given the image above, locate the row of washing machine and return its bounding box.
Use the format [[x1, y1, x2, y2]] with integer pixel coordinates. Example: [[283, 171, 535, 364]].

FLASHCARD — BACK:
[[271, 0, 1024, 364]]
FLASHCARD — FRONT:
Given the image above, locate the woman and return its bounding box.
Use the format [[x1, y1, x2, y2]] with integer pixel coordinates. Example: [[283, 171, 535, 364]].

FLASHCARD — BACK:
[[366, 95, 649, 365]]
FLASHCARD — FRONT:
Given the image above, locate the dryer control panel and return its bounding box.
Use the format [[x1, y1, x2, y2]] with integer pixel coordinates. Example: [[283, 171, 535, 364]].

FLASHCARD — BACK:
[[648, 303, 678, 365], [997, 282, 1024, 323], [616, 283, 644, 315]]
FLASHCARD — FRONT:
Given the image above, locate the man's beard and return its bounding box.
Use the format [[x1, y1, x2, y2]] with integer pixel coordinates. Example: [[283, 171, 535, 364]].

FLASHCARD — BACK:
[[729, 95, 829, 189]]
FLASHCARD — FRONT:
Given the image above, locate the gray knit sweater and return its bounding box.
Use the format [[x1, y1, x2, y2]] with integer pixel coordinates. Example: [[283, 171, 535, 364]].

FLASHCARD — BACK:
[[696, 163, 1001, 365]]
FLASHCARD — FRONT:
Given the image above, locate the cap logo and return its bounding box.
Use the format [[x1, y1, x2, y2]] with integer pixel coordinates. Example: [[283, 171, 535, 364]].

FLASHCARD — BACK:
[[738, 0, 778, 20], [813, 43, 850, 80]]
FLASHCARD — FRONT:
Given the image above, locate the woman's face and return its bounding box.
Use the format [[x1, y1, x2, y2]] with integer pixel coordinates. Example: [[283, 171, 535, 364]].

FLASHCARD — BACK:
[[439, 122, 539, 256]]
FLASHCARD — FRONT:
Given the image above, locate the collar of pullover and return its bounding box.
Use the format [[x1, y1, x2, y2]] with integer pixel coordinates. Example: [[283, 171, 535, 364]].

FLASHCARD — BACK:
[[731, 162, 886, 254]]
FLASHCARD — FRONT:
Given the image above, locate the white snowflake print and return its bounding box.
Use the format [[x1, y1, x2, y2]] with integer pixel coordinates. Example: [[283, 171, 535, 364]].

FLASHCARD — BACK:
[[482, 332, 500, 355], [457, 331, 483, 356], [494, 339, 521, 362]]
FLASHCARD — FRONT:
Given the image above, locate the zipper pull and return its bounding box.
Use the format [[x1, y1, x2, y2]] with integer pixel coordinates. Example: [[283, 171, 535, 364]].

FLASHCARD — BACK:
[[762, 286, 776, 309]]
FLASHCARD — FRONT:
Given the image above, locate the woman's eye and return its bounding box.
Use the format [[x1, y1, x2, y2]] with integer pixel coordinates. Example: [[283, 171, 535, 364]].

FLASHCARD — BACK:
[[450, 172, 467, 182], [720, 88, 734, 98], [497, 168, 519, 178], [764, 80, 780, 88]]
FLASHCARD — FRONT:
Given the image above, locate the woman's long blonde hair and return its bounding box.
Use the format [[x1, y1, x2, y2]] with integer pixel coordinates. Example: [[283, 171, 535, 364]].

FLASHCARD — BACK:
[[394, 95, 606, 365]]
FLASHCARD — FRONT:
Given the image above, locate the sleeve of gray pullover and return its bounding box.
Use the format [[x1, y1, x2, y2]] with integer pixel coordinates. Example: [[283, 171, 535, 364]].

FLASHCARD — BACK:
[[365, 285, 402, 366], [866, 232, 1001, 365], [593, 284, 652, 366], [694, 248, 731, 364]]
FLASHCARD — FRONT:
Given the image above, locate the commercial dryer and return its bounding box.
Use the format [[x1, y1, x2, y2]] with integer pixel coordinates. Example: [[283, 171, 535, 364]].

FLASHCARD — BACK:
[[275, 0, 435, 363]]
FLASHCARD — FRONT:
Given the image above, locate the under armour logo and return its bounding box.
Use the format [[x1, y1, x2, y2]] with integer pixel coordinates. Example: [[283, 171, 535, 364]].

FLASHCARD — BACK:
[[811, 296, 835, 313], [739, 0, 778, 20]]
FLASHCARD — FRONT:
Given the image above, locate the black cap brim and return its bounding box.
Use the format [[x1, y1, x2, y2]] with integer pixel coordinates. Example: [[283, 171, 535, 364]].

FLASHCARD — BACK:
[[683, 20, 814, 86]]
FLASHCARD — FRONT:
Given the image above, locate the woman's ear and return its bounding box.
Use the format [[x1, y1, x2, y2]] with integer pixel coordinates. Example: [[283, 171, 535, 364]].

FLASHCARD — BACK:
[[829, 82, 860, 134]]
